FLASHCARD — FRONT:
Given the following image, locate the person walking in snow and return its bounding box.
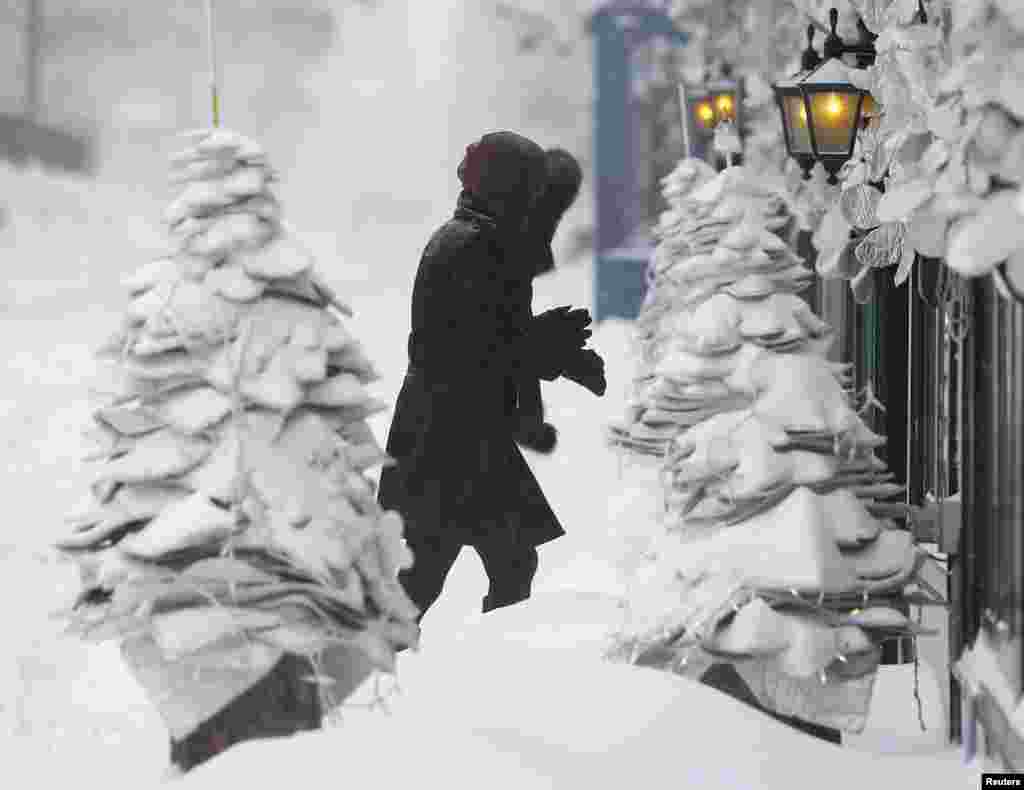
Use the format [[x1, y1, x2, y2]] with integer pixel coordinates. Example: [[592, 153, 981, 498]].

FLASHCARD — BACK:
[[377, 131, 600, 620], [513, 147, 599, 455]]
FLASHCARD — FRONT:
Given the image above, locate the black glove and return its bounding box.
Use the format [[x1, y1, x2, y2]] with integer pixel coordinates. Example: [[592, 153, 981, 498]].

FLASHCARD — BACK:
[[527, 306, 593, 381], [557, 306, 593, 349], [562, 348, 606, 397], [534, 306, 592, 350], [514, 417, 558, 454]]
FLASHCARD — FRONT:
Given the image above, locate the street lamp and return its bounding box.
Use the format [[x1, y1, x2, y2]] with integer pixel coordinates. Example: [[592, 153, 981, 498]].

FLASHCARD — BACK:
[[799, 57, 870, 184], [687, 87, 717, 137], [773, 9, 877, 184], [707, 63, 741, 128]]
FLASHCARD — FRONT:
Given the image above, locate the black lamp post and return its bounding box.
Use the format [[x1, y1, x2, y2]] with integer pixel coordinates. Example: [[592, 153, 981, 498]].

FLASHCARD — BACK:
[[773, 9, 877, 185]]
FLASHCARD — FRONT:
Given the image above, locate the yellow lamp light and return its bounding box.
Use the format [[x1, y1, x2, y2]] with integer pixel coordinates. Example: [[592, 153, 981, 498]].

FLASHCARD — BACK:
[[696, 101, 715, 126], [707, 76, 740, 125], [715, 94, 734, 119]]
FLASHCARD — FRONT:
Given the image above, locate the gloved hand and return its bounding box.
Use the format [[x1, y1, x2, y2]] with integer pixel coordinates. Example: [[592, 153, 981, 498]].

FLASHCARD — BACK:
[[535, 305, 592, 350], [527, 305, 593, 380], [513, 417, 558, 454], [561, 348, 606, 397]]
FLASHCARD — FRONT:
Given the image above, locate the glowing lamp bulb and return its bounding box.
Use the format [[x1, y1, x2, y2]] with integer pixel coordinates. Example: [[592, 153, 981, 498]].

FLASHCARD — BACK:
[[716, 95, 733, 116], [696, 102, 715, 125], [825, 93, 843, 117]]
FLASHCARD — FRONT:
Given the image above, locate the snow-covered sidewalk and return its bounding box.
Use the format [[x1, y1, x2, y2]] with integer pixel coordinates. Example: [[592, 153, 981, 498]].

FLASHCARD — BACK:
[[177, 629, 968, 790]]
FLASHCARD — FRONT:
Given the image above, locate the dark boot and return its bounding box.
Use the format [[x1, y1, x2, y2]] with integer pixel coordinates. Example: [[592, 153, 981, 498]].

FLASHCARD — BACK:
[[477, 539, 539, 614], [481, 587, 532, 614], [397, 534, 462, 621]]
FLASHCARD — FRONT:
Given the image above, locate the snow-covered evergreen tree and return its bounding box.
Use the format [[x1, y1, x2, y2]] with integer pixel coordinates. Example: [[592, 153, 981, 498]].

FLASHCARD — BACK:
[[54, 128, 419, 751], [611, 166, 933, 734], [609, 164, 799, 459]]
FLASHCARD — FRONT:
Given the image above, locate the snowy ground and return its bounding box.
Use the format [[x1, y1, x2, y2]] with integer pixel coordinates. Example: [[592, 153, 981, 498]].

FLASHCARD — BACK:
[[0, 194, 978, 786]]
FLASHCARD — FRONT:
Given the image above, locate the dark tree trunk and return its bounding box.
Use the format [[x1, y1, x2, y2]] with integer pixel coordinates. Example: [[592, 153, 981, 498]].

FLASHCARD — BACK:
[[169, 652, 322, 773], [700, 663, 843, 745]]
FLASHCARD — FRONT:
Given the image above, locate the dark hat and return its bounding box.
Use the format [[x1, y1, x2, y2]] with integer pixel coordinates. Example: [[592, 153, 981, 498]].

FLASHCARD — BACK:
[[458, 131, 547, 218]]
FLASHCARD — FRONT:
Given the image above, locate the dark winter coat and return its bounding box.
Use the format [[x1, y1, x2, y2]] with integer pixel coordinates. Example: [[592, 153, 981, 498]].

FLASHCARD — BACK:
[[378, 134, 564, 548]]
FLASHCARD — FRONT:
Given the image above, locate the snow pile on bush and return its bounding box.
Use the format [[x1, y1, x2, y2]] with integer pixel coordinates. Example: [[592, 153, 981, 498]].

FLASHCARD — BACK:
[[608, 164, 801, 458]]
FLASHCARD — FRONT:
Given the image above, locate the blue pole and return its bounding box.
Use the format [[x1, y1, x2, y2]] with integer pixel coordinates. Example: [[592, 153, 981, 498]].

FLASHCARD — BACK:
[[592, 15, 633, 255], [587, 4, 689, 321]]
